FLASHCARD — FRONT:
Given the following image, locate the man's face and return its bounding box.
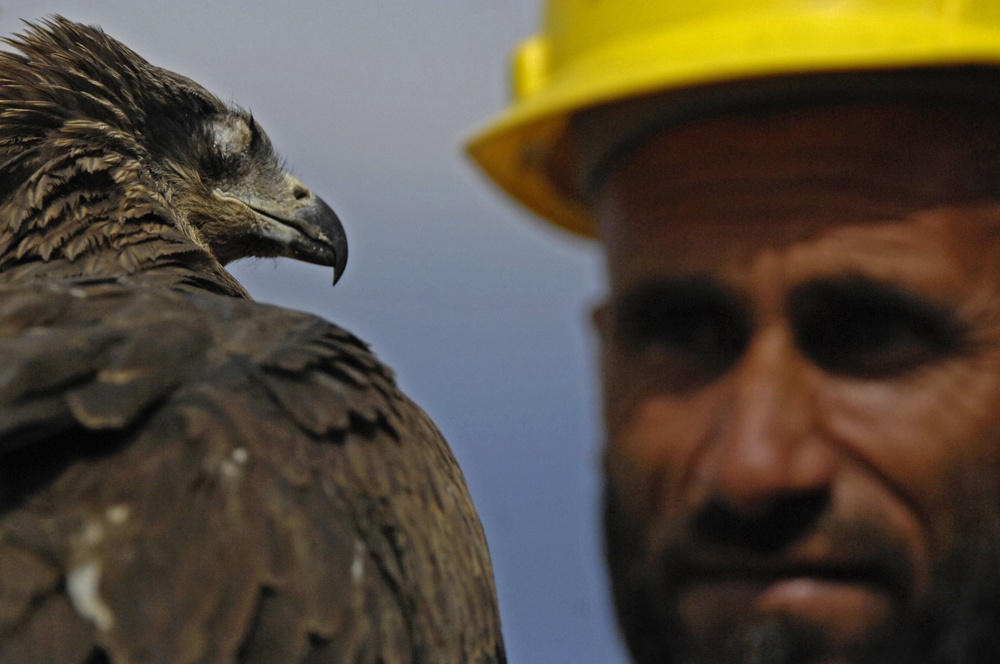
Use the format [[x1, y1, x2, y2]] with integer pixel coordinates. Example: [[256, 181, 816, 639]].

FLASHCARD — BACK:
[[593, 101, 1000, 664]]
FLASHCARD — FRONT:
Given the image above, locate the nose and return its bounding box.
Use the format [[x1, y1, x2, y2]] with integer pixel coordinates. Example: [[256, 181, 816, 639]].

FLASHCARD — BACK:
[[697, 322, 836, 523]]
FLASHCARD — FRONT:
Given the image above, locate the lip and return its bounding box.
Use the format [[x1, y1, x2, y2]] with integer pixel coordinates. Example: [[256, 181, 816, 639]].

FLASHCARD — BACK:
[[667, 546, 911, 593], [673, 564, 901, 638], [757, 575, 887, 615]]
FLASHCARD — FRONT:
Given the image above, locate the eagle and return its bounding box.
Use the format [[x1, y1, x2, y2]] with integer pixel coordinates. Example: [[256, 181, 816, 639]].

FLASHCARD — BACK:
[[0, 17, 505, 664]]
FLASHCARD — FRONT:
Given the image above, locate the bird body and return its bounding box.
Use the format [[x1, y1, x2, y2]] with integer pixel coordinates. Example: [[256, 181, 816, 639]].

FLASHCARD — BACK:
[[0, 17, 504, 663]]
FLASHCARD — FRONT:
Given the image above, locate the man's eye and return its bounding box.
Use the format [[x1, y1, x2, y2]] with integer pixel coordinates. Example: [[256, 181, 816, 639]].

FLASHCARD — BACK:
[[614, 280, 749, 388], [791, 277, 965, 378]]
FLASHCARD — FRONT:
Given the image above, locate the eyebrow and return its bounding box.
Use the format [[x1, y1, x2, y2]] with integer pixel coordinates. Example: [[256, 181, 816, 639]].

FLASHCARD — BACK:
[[613, 276, 739, 313], [613, 274, 965, 328], [789, 274, 957, 320], [788, 273, 968, 349], [610, 276, 748, 335]]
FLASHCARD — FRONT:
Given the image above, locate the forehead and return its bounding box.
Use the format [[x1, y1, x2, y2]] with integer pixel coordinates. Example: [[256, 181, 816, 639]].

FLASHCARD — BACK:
[[593, 102, 1000, 296]]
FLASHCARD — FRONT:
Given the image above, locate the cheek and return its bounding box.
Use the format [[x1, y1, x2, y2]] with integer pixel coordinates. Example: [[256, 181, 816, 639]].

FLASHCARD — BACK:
[[819, 354, 1000, 551], [603, 365, 723, 522]]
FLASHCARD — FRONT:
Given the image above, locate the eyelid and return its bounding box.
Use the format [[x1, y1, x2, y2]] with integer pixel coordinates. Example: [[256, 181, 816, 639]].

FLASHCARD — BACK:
[[607, 278, 751, 391], [210, 115, 256, 156], [610, 279, 750, 356], [788, 275, 968, 377], [788, 275, 965, 338]]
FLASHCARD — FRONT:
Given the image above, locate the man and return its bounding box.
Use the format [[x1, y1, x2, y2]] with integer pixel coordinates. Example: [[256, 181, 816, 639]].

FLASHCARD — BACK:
[[468, 1, 1000, 663]]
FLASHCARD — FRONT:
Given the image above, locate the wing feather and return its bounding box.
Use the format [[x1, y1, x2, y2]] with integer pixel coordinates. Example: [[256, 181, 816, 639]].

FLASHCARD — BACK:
[[0, 284, 505, 663]]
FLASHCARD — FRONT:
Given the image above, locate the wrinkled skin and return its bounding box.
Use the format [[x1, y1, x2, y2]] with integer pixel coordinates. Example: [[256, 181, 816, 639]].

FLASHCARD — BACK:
[[592, 101, 1000, 664]]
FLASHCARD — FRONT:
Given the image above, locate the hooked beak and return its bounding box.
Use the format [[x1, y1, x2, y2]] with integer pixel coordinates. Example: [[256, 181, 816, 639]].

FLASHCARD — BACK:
[[243, 193, 349, 285]]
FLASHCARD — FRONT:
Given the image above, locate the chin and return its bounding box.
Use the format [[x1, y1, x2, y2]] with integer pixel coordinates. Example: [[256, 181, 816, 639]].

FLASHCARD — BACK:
[[612, 586, 902, 664], [609, 545, 1000, 664], [690, 612, 898, 664], [604, 489, 1000, 664]]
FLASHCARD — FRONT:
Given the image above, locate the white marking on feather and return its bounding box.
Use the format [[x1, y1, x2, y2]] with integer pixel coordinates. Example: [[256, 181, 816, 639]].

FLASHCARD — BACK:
[[97, 368, 144, 384], [80, 520, 104, 546], [220, 447, 249, 479], [105, 504, 130, 525], [67, 562, 115, 631], [352, 540, 365, 584], [220, 460, 239, 478]]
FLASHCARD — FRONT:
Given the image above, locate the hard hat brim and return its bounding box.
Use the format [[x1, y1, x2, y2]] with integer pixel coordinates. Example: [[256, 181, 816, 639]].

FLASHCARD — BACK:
[[467, 11, 1000, 237]]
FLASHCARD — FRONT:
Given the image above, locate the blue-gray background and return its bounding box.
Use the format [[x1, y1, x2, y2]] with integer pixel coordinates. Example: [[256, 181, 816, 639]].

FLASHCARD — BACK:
[[1, 2, 628, 662]]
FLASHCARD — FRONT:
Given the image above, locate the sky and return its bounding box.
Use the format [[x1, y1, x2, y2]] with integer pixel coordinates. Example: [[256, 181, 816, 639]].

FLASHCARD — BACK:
[[0, 2, 627, 662]]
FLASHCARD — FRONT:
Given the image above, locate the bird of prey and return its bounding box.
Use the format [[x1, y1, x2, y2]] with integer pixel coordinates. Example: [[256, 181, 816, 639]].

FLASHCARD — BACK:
[[0, 17, 505, 664]]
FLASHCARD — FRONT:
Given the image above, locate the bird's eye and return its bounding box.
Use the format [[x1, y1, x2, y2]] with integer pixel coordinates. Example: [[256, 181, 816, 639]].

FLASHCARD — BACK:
[[203, 115, 259, 179], [209, 116, 254, 163]]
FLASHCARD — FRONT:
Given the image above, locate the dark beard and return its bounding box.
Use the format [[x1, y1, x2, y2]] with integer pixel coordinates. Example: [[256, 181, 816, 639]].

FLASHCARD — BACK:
[[722, 615, 826, 664], [603, 476, 1000, 664], [902, 482, 1000, 664]]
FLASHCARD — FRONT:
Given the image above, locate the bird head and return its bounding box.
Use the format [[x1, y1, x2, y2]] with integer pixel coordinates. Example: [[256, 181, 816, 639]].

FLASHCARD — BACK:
[[153, 102, 348, 282], [0, 16, 348, 283]]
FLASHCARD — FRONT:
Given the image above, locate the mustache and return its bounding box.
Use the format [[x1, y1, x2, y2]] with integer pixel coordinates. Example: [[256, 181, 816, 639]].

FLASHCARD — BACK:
[[604, 469, 1000, 663], [640, 496, 918, 605]]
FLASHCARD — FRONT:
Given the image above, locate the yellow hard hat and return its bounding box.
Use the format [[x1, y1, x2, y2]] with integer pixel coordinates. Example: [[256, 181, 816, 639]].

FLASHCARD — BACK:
[[467, 0, 1000, 237]]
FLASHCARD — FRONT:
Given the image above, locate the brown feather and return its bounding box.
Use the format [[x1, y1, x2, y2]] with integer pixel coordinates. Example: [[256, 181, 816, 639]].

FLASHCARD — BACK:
[[0, 16, 504, 663]]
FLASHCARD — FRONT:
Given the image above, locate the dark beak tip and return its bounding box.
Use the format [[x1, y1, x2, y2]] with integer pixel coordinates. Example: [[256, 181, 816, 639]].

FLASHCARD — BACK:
[[319, 196, 348, 287]]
